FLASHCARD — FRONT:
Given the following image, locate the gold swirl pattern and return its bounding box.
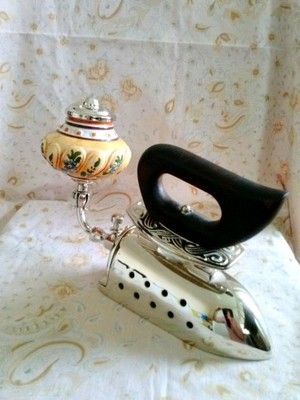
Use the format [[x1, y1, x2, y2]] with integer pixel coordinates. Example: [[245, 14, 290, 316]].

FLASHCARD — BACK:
[[26, 191, 36, 199], [181, 358, 204, 371], [37, 304, 54, 317], [23, 79, 33, 85], [212, 142, 229, 150], [195, 24, 210, 31], [9, 340, 85, 386], [8, 94, 35, 110], [97, 0, 123, 19], [234, 99, 244, 106], [215, 33, 231, 45], [0, 11, 9, 22], [215, 114, 245, 130], [7, 176, 18, 185], [187, 141, 201, 149], [210, 81, 225, 93], [11, 341, 33, 353], [9, 359, 59, 386], [23, 341, 85, 363], [164, 98, 175, 113], [94, 359, 110, 366], [0, 62, 10, 73], [7, 124, 25, 130]]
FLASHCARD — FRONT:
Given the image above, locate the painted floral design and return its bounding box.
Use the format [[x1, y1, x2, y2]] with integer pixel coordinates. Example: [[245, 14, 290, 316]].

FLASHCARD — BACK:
[[105, 155, 123, 174], [63, 150, 82, 171], [80, 158, 101, 177]]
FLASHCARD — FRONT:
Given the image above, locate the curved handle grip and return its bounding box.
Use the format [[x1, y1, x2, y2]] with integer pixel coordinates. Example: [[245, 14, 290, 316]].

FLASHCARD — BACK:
[[138, 144, 287, 250]]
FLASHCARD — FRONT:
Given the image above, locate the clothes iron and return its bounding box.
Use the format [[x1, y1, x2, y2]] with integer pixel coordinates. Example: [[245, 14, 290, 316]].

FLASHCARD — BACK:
[[41, 96, 287, 361]]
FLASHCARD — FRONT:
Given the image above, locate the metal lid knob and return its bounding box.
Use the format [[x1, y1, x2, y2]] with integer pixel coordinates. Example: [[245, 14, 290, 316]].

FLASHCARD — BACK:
[[66, 95, 115, 123]]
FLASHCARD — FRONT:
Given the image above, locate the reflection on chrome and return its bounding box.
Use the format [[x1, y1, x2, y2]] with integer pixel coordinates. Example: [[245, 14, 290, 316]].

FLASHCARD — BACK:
[[99, 227, 271, 361]]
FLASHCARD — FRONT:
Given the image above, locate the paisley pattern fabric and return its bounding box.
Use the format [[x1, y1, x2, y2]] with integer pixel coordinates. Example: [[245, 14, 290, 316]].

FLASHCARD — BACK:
[[0, 2, 299, 397], [0, 1, 299, 259], [0, 200, 299, 399]]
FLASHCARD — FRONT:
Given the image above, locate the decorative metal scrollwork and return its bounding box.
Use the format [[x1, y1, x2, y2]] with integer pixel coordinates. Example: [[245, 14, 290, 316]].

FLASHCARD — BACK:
[[128, 202, 244, 270]]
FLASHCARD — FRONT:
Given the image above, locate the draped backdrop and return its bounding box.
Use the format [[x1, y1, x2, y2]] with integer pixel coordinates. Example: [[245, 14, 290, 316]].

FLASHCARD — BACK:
[[0, 1, 299, 259]]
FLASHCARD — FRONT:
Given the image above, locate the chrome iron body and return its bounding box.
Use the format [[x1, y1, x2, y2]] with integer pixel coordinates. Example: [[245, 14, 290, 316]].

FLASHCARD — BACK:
[[97, 201, 271, 361]]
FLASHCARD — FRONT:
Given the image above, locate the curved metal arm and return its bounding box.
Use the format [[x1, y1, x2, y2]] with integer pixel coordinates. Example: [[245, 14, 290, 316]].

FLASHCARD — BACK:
[[73, 182, 124, 242], [73, 183, 93, 233]]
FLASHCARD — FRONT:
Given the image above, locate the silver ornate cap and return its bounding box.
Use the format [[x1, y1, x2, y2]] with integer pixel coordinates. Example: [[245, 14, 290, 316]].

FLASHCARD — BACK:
[[66, 95, 115, 123]]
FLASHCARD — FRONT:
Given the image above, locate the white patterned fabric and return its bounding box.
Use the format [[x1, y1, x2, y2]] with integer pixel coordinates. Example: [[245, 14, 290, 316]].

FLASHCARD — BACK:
[[0, 1, 299, 398], [0, 1, 299, 258], [0, 200, 299, 400]]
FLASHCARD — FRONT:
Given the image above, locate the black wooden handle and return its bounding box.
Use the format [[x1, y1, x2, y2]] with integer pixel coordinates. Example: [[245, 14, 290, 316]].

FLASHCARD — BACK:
[[138, 144, 287, 250]]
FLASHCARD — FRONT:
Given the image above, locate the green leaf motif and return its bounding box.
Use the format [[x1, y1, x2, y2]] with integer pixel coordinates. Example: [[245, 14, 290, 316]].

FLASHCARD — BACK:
[[94, 158, 101, 168], [85, 158, 101, 175], [64, 149, 82, 171], [105, 155, 123, 175]]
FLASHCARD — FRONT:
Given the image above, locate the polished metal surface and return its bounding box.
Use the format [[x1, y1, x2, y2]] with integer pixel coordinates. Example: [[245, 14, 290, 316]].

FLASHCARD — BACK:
[[73, 182, 93, 233], [72, 186, 270, 361], [72, 182, 123, 243], [66, 95, 115, 122], [99, 227, 271, 360], [128, 201, 244, 270]]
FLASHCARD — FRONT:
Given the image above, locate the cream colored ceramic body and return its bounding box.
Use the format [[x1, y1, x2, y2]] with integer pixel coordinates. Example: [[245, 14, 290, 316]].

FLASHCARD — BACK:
[[41, 97, 131, 181], [41, 131, 131, 180]]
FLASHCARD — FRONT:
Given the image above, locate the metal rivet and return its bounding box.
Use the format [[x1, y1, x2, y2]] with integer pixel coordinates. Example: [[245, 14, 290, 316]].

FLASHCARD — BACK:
[[180, 205, 192, 215]]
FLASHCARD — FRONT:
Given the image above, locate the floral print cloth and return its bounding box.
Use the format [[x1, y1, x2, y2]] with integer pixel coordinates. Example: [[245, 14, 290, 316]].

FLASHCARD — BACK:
[[0, 200, 299, 400], [0, 1, 299, 259]]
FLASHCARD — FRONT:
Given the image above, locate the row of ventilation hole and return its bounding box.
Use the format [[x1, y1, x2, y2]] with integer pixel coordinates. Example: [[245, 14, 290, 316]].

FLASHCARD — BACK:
[[118, 270, 194, 329]]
